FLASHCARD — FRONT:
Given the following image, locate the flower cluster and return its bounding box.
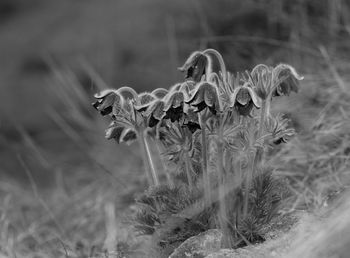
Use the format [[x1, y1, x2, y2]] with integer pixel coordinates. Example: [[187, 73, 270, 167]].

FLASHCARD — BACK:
[[92, 49, 303, 247]]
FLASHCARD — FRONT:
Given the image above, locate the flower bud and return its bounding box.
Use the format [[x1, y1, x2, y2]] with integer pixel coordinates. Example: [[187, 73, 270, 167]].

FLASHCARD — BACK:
[[178, 51, 208, 82]]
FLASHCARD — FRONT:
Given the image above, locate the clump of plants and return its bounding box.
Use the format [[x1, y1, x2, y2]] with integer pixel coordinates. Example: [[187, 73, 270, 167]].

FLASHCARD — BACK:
[[92, 49, 303, 254]]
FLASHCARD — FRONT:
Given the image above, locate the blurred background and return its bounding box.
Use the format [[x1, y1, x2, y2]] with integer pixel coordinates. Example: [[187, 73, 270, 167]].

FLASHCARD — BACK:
[[0, 0, 350, 256]]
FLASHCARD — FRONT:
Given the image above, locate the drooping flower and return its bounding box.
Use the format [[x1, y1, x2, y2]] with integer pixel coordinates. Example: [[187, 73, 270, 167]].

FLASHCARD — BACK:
[[230, 84, 261, 116], [92, 89, 124, 116], [178, 51, 209, 82], [163, 91, 185, 122], [272, 64, 303, 97], [186, 82, 220, 115], [137, 92, 157, 107], [141, 100, 166, 127]]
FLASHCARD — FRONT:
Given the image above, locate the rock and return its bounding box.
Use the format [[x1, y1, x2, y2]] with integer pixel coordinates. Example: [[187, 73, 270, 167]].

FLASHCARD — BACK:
[[204, 249, 239, 258], [205, 248, 264, 258], [169, 229, 223, 258]]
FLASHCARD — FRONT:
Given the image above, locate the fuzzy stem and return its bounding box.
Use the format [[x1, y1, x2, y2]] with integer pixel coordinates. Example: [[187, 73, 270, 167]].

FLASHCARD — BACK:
[[156, 142, 173, 187], [217, 115, 230, 247], [184, 150, 194, 190], [200, 115, 211, 208], [138, 132, 154, 186], [202, 49, 227, 83], [243, 98, 269, 217], [257, 99, 267, 139], [243, 153, 253, 218], [117, 86, 139, 101], [140, 131, 159, 186], [255, 97, 270, 165]]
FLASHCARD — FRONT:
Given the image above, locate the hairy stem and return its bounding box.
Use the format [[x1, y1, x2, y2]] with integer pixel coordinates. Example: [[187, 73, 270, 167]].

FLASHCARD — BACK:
[[243, 153, 253, 218], [256, 97, 270, 166], [257, 99, 267, 139], [217, 116, 230, 247], [200, 115, 211, 208], [184, 150, 193, 190], [243, 98, 269, 217], [203, 49, 227, 83], [140, 131, 159, 186], [138, 132, 153, 186], [156, 142, 173, 187]]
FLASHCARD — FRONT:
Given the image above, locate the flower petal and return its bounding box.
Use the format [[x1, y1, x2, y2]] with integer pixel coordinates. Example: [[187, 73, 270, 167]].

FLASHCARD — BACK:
[[246, 86, 261, 108], [236, 87, 251, 106], [120, 128, 137, 144], [94, 89, 117, 99], [138, 92, 157, 105], [93, 91, 123, 116], [164, 91, 185, 111], [273, 64, 304, 81], [105, 125, 124, 143]]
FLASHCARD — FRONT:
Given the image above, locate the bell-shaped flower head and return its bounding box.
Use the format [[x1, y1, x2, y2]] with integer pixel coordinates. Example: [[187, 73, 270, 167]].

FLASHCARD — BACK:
[[92, 89, 124, 116], [272, 64, 304, 97], [178, 51, 209, 82], [163, 91, 186, 122], [186, 82, 220, 115], [230, 83, 261, 116], [142, 99, 166, 128], [135, 92, 157, 112]]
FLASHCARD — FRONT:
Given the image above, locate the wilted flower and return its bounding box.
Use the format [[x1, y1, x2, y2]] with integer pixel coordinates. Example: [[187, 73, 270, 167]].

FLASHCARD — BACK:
[[92, 89, 124, 116], [186, 82, 220, 115], [230, 84, 261, 116], [178, 51, 209, 82]]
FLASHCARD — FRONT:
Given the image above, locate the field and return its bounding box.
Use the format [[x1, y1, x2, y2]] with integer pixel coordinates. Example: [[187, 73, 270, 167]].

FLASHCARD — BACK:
[[0, 0, 350, 257]]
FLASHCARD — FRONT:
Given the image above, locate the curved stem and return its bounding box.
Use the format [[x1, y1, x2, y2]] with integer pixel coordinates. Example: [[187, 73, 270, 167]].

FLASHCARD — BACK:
[[204, 54, 213, 80], [117, 86, 139, 102], [202, 49, 227, 84]]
